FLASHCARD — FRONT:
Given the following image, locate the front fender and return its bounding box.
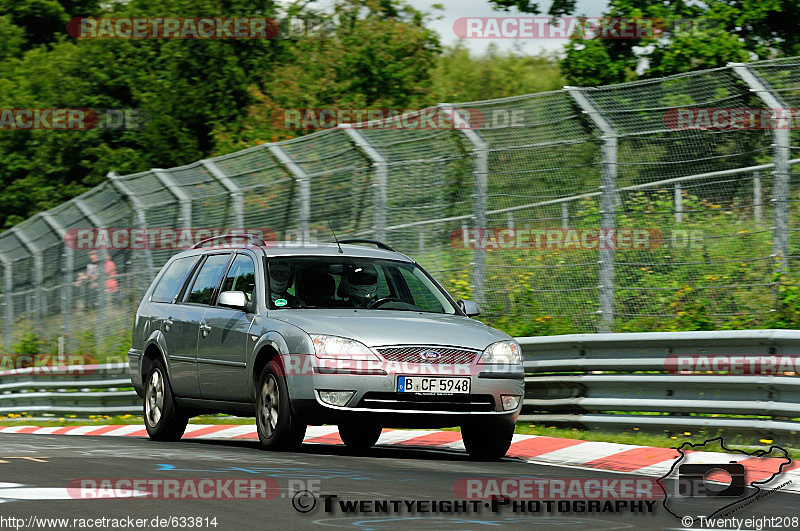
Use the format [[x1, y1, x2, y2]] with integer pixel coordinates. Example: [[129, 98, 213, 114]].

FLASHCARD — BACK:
[[250, 329, 314, 401]]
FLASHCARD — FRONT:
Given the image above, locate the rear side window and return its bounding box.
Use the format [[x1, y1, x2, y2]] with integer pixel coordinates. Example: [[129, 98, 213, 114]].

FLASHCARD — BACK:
[[185, 254, 232, 305], [150, 256, 200, 303]]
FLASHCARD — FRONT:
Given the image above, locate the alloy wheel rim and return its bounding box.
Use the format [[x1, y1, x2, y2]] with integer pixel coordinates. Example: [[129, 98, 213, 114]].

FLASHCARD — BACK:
[[145, 368, 164, 427], [260, 375, 279, 437]]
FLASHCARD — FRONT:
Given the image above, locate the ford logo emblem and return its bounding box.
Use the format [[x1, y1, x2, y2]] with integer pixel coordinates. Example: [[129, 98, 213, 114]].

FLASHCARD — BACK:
[[419, 350, 441, 361]]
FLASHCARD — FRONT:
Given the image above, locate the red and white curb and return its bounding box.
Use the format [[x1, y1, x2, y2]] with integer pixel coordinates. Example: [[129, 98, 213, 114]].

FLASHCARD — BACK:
[[1, 424, 798, 493]]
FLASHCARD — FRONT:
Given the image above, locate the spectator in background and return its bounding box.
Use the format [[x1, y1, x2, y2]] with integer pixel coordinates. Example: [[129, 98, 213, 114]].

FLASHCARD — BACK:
[[75, 251, 118, 307]]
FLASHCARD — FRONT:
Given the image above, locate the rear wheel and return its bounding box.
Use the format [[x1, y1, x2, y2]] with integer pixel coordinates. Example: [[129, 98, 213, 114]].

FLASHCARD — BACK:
[[461, 423, 514, 461], [256, 360, 306, 450], [338, 424, 382, 452], [143, 359, 188, 441]]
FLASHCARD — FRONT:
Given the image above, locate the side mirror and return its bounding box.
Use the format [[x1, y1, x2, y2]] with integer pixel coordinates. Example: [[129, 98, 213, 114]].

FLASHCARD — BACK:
[[218, 291, 248, 311], [457, 299, 480, 317]]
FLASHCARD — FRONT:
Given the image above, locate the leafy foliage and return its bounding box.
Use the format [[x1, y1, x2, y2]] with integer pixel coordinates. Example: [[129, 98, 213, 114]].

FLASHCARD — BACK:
[[559, 0, 800, 85]]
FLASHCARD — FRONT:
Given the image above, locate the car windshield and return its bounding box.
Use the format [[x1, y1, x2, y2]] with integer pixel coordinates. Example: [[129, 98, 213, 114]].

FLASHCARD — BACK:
[[266, 257, 457, 314]]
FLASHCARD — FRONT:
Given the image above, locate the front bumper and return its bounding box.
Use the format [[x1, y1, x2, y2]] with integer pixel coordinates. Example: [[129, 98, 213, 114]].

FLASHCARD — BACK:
[[283, 354, 524, 428]]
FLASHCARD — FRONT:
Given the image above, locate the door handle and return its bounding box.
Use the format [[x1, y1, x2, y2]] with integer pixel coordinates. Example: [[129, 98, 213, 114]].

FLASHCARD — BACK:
[[199, 322, 212, 337], [164, 318, 173, 331]]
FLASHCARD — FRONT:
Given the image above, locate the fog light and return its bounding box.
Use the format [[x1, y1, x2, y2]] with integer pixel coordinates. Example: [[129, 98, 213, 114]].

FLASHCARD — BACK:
[[318, 390, 355, 407], [501, 395, 521, 411]]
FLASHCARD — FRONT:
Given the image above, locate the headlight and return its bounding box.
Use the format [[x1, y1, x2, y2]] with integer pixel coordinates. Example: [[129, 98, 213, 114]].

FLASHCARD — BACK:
[[480, 340, 521, 364], [310, 335, 379, 361]]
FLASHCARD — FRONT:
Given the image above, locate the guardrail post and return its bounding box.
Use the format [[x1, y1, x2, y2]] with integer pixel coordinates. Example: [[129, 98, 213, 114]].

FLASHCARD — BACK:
[[152, 169, 192, 229], [269, 145, 310, 243], [11, 225, 42, 329], [566, 87, 618, 332], [340, 127, 388, 241], [107, 171, 155, 288], [73, 199, 108, 351], [201, 159, 245, 228], [41, 212, 72, 353], [0, 252, 12, 351], [440, 104, 488, 306], [674, 184, 683, 223], [730, 63, 791, 270]]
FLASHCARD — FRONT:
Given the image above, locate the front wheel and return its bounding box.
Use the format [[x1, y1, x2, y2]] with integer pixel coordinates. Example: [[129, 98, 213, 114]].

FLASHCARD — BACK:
[[143, 359, 188, 441], [338, 424, 382, 452], [256, 360, 306, 450], [461, 423, 514, 461]]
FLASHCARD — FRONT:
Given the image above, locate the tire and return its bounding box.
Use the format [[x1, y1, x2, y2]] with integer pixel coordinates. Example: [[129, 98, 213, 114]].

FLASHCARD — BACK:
[[461, 423, 514, 461], [338, 424, 382, 452], [143, 359, 189, 441], [255, 359, 306, 450]]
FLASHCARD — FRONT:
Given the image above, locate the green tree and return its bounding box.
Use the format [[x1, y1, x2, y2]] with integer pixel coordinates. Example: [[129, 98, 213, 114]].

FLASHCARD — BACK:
[[431, 43, 564, 102], [558, 0, 800, 85], [213, 0, 442, 149]]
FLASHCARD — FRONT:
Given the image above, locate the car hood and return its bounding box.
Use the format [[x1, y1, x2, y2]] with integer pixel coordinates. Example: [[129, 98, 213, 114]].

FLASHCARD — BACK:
[[268, 310, 510, 350]]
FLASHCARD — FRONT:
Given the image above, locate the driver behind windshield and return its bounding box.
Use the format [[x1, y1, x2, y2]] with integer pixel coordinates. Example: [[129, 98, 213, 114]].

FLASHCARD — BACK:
[[268, 262, 301, 307], [338, 265, 379, 308]]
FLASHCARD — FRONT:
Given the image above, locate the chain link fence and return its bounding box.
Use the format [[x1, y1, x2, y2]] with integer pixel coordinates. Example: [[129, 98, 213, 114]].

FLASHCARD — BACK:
[[1, 57, 799, 356]]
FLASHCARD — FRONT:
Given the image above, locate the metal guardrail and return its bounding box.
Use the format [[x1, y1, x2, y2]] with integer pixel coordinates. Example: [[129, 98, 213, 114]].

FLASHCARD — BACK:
[[519, 330, 800, 437], [0, 363, 138, 415], [1, 330, 799, 438]]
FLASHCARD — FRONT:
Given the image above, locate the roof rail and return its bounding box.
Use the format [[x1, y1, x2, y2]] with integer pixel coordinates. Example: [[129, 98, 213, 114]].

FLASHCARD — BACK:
[[337, 239, 395, 252], [191, 233, 266, 249]]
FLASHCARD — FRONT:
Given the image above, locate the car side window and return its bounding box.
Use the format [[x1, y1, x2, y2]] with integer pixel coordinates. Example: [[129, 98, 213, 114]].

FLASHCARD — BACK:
[[184, 254, 232, 305], [220, 254, 256, 302], [150, 256, 200, 303]]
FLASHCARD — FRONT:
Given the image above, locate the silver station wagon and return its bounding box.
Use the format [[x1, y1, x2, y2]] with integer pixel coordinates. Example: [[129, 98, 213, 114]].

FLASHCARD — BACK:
[[128, 235, 524, 460]]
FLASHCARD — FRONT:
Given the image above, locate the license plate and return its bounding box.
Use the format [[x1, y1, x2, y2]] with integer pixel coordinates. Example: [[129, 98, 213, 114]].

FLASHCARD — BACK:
[[397, 376, 470, 394]]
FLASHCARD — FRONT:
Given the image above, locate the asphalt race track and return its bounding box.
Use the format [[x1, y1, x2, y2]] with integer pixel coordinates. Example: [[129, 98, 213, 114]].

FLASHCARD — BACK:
[[0, 432, 798, 530]]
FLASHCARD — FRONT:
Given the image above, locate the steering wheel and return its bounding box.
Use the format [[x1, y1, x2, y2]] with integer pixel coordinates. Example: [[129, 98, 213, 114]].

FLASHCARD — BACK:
[[368, 296, 403, 309]]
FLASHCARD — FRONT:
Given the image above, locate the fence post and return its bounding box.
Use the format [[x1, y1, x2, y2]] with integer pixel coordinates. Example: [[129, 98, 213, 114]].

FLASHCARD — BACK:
[[152, 169, 192, 229], [566, 86, 618, 333], [73, 199, 108, 351], [441, 104, 488, 306], [674, 184, 683, 223], [561, 203, 569, 230], [41, 212, 72, 356], [201, 159, 245, 228], [754, 171, 762, 223], [11, 225, 42, 329], [340, 126, 388, 242], [107, 172, 155, 292], [269, 145, 310, 243], [730, 63, 790, 269], [0, 252, 11, 351]]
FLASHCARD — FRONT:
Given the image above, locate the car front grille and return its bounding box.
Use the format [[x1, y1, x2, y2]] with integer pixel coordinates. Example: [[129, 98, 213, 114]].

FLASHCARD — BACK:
[[356, 392, 495, 412], [376, 346, 479, 364]]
